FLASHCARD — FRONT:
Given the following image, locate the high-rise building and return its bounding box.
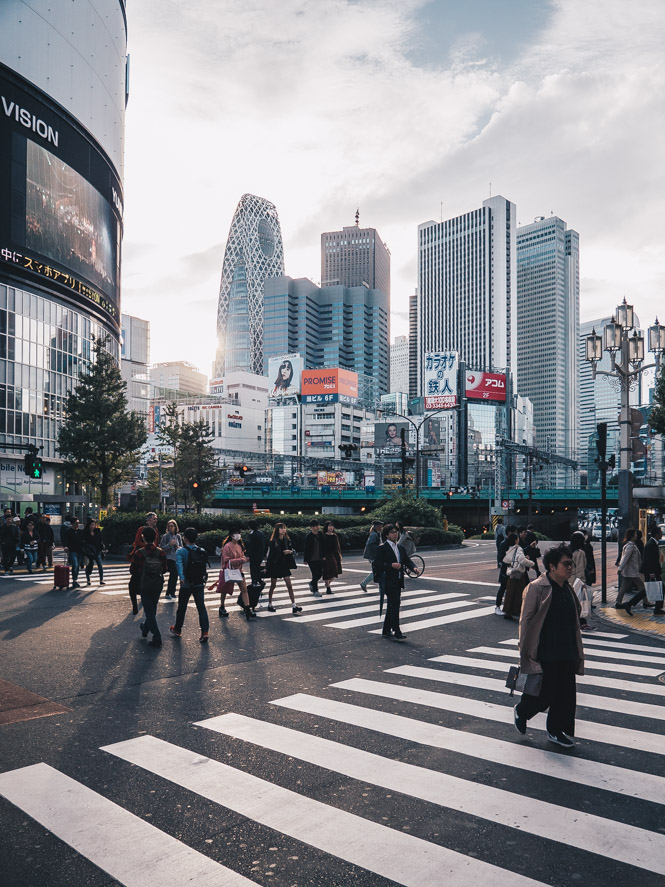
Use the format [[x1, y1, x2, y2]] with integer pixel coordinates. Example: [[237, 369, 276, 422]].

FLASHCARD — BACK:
[[417, 196, 516, 394], [390, 335, 409, 394], [121, 314, 150, 418], [516, 216, 579, 469], [321, 216, 390, 297], [149, 361, 207, 397], [263, 276, 389, 408], [0, 2, 127, 508], [408, 292, 418, 400], [214, 194, 284, 377]]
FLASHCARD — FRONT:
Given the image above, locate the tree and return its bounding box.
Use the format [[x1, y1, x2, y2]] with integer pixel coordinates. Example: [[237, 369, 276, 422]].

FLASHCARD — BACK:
[[650, 362, 665, 437], [57, 337, 147, 506], [371, 493, 443, 528]]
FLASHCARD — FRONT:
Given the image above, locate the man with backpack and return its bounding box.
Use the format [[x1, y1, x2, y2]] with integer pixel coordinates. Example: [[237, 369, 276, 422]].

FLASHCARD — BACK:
[[129, 526, 166, 648], [170, 527, 210, 642]]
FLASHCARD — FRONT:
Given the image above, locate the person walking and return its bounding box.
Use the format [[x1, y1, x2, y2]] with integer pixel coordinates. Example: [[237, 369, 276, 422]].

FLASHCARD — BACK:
[[321, 520, 343, 594], [495, 517, 506, 566], [159, 519, 182, 600], [395, 521, 417, 558], [212, 528, 254, 620], [20, 521, 39, 574], [495, 531, 517, 615], [0, 510, 18, 574], [170, 527, 210, 642], [303, 518, 325, 597], [615, 528, 645, 609], [36, 513, 54, 571], [13, 515, 24, 566], [570, 531, 594, 631], [513, 544, 584, 748], [360, 520, 383, 592], [82, 518, 105, 586], [372, 523, 416, 641], [621, 524, 664, 616], [130, 526, 166, 648], [502, 534, 534, 621], [247, 521, 267, 588], [583, 530, 597, 587], [265, 522, 301, 615], [63, 516, 84, 588], [524, 525, 542, 577], [129, 512, 158, 558]]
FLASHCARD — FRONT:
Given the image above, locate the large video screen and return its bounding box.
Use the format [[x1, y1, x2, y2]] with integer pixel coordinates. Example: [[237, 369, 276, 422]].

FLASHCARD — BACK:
[[26, 141, 117, 296]]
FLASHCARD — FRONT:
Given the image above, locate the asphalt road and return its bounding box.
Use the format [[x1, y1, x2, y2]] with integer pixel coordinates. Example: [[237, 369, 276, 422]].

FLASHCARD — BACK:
[[0, 541, 663, 887]]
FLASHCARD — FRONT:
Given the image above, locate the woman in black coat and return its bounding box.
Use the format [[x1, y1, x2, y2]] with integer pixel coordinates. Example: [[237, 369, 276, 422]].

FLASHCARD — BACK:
[[321, 520, 343, 594], [82, 518, 105, 585], [265, 522, 302, 615]]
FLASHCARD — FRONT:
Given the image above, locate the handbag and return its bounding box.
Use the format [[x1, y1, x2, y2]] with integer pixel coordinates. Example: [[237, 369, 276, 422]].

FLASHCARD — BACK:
[[645, 579, 664, 602], [224, 567, 243, 582], [516, 671, 543, 696], [285, 553, 298, 571], [572, 577, 591, 617], [506, 665, 520, 696]]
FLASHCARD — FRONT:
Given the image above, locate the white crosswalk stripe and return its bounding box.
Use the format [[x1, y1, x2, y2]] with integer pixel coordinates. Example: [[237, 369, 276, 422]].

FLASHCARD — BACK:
[[2, 636, 664, 883], [467, 645, 665, 677]]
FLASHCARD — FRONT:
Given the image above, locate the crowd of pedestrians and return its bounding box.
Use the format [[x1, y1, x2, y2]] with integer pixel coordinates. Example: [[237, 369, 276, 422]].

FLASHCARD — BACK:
[[0, 507, 55, 575]]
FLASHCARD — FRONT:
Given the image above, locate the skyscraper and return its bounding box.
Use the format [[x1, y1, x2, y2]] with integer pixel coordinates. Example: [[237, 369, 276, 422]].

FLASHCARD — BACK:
[[408, 292, 418, 399], [214, 194, 285, 377], [263, 276, 390, 407], [516, 216, 579, 467], [390, 335, 409, 394], [321, 215, 390, 297], [417, 196, 516, 392]]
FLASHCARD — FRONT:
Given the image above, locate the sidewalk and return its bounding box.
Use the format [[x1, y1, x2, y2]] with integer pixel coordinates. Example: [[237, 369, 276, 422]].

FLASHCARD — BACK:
[[596, 581, 665, 641]]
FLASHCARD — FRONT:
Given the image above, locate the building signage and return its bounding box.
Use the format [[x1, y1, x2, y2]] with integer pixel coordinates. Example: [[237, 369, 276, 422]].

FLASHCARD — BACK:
[[423, 351, 458, 410], [301, 367, 358, 404], [0, 460, 55, 497], [268, 354, 303, 403], [465, 371, 507, 402]]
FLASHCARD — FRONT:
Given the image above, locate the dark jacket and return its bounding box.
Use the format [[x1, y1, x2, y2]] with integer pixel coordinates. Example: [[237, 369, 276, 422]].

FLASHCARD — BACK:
[[363, 529, 382, 562], [519, 573, 584, 676], [20, 528, 39, 552], [641, 536, 662, 581], [372, 541, 414, 590], [64, 526, 84, 554], [247, 529, 267, 564], [130, 542, 166, 579], [303, 530, 324, 564], [37, 521, 55, 545], [82, 528, 103, 555], [0, 521, 18, 548]]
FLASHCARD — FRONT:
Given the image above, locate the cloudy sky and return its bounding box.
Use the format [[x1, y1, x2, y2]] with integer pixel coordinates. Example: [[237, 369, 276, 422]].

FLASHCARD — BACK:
[[121, 0, 665, 376]]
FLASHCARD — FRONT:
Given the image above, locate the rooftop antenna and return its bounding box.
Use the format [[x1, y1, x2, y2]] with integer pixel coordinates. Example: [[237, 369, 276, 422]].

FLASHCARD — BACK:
[[355, 207, 359, 227]]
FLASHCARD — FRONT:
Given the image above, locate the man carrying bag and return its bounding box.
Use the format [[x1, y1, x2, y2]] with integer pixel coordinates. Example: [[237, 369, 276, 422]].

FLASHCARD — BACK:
[[622, 525, 664, 616]]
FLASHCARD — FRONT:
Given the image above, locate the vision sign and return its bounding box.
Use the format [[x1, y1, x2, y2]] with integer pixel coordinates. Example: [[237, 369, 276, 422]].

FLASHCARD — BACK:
[[465, 371, 507, 402]]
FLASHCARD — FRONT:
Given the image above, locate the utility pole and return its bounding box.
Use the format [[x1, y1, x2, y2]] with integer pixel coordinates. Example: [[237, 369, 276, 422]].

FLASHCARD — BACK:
[[595, 421, 608, 604]]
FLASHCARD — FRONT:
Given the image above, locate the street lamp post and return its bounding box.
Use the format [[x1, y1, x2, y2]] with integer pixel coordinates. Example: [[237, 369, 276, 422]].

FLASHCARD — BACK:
[[146, 453, 175, 512], [585, 300, 665, 541]]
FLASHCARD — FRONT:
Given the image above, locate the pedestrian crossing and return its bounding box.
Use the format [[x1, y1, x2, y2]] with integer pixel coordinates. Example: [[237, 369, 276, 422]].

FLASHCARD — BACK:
[[1, 634, 664, 884], [21, 564, 496, 636]]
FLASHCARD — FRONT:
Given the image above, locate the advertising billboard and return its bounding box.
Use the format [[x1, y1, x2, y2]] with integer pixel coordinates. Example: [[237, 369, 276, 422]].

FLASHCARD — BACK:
[[317, 470, 353, 488], [423, 351, 458, 410], [422, 417, 441, 449], [268, 354, 304, 403], [375, 420, 410, 454], [0, 68, 122, 329], [301, 367, 359, 404], [465, 371, 507, 402]]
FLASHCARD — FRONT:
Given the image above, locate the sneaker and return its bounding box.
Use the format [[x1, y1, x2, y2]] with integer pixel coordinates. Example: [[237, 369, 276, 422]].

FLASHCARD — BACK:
[[580, 624, 596, 632], [381, 631, 392, 638], [547, 731, 575, 748], [139, 621, 149, 638], [311, 590, 322, 598], [292, 605, 303, 614], [513, 705, 527, 735], [393, 632, 407, 641], [494, 606, 503, 616], [86, 578, 91, 586], [100, 581, 106, 586], [199, 631, 209, 643], [267, 605, 276, 612], [218, 607, 229, 618], [164, 593, 174, 600], [169, 625, 181, 637]]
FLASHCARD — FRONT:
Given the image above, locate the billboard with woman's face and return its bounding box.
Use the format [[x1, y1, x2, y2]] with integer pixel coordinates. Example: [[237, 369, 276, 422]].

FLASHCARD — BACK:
[[375, 421, 409, 453], [268, 354, 303, 402]]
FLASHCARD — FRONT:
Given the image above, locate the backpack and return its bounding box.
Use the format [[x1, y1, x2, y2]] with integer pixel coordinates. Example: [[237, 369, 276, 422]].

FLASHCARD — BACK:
[[185, 545, 208, 585], [140, 547, 164, 594]]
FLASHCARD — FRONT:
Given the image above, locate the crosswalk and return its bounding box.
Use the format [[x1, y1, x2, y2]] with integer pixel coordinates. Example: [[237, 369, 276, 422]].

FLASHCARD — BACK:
[[21, 564, 495, 635], [2, 633, 665, 884]]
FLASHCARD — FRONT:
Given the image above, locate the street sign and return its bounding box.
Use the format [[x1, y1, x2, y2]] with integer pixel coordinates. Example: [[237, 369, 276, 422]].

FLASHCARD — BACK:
[[502, 500, 509, 509]]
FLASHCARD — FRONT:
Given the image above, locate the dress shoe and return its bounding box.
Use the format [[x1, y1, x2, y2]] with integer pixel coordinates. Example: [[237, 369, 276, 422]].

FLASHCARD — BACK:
[[147, 638, 162, 648], [139, 622, 149, 638], [393, 632, 407, 641]]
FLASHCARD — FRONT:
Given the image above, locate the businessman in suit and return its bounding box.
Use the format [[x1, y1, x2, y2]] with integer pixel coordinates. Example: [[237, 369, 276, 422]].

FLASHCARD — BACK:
[[372, 523, 415, 641]]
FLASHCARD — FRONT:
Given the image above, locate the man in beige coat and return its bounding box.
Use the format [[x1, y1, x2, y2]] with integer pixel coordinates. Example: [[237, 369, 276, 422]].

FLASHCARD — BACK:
[[513, 544, 584, 749]]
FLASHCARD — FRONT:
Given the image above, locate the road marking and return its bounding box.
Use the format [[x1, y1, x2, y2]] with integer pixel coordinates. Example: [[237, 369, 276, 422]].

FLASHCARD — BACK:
[[197, 712, 665, 876], [330, 678, 665, 755], [290, 595, 471, 626], [271, 694, 665, 805], [259, 587, 454, 619], [366, 605, 496, 634], [466, 646, 665, 677], [102, 735, 544, 887], [0, 763, 256, 886], [387, 664, 665, 721], [501, 638, 665, 659], [429, 655, 665, 698]]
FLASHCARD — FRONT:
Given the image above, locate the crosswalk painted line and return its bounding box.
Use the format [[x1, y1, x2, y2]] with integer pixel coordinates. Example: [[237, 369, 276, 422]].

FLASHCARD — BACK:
[[387, 664, 665, 721], [102, 734, 545, 887], [498, 637, 665, 666], [288, 594, 471, 625], [330, 677, 665, 755], [466, 645, 665, 677], [366, 605, 496, 634], [0, 763, 257, 886], [197, 711, 665, 876], [272, 693, 665, 806], [501, 636, 665, 656], [429, 654, 665, 698], [255, 585, 446, 617]]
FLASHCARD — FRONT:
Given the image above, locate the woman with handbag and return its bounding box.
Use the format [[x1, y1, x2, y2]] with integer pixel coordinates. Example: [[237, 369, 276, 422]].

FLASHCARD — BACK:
[[211, 529, 254, 620], [570, 531, 594, 631], [160, 519, 182, 600], [82, 518, 105, 586], [265, 522, 302, 615], [502, 537, 534, 620], [513, 544, 584, 748], [615, 528, 645, 609], [321, 520, 343, 594]]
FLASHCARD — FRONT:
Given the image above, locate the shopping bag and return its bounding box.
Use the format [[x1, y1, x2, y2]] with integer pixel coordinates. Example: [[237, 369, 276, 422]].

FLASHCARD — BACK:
[[224, 568, 243, 582], [645, 580, 664, 603], [516, 672, 543, 696], [505, 665, 520, 696]]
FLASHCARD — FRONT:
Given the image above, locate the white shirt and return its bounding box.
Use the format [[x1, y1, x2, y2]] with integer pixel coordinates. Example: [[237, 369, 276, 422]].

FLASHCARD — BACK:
[[387, 540, 400, 562]]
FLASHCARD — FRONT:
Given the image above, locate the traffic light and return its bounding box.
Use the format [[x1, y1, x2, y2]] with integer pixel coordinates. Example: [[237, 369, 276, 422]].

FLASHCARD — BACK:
[[595, 422, 607, 462], [607, 454, 616, 470], [191, 478, 201, 495], [235, 464, 253, 478], [23, 452, 43, 479]]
